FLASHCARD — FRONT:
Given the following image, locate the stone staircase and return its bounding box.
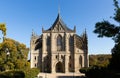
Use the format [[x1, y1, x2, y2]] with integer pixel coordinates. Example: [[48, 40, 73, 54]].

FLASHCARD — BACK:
[[37, 73, 85, 78]]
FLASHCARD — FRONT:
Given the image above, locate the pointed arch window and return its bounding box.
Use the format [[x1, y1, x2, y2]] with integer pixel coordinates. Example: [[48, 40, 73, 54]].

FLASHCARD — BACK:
[[57, 35, 62, 51], [46, 36, 50, 46], [79, 55, 82, 67], [69, 36, 73, 51], [46, 36, 50, 51]]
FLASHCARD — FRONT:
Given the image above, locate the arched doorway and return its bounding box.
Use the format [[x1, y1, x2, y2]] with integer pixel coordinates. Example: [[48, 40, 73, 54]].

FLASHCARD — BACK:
[[56, 62, 63, 73]]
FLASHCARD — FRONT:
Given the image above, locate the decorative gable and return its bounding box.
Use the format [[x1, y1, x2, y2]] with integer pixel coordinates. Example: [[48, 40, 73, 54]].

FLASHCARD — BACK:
[[52, 22, 65, 32]]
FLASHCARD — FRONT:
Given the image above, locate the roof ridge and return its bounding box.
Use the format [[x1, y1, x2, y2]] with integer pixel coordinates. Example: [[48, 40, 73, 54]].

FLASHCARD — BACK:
[[44, 13, 74, 32]]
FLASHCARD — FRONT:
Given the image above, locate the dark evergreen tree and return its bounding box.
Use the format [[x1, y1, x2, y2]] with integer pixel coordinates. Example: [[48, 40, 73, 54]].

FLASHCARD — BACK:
[[93, 0, 120, 71]]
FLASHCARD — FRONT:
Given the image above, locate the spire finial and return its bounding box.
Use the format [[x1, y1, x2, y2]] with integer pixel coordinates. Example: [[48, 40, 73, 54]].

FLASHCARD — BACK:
[[85, 28, 87, 35], [74, 25, 76, 32], [42, 26, 44, 32], [58, 0, 60, 15], [84, 28, 87, 39]]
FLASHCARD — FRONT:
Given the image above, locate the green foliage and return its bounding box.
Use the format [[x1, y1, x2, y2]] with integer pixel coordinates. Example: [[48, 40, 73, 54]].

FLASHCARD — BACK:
[[108, 42, 120, 70], [22, 68, 39, 78], [80, 67, 91, 73], [0, 66, 39, 78], [0, 70, 25, 78], [81, 0, 120, 78], [0, 24, 39, 78], [113, 0, 120, 22], [81, 66, 120, 78], [93, 0, 120, 71], [0, 38, 29, 71], [0, 23, 39, 78], [94, 21, 119, 38], [89, 54, 111, 67], [0, 24, 6, 36]]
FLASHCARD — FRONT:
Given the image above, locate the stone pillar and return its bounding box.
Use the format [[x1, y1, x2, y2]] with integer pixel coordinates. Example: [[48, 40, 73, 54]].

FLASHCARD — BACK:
[[42, 60, 44, 72], [73, 35, 76, 53], [50, 32, 55, 73], [42, 34, 46, 53], [74, 54, 81, 73], [65, 33, 69, 73], [83, 54, 85, 67], [65, 33, 69, 52], [65, 55, 69, 73], [51, 54, 55, 73], [50, 32, 53, 52], [30, 38, 34, 68], [87, 53, 89, 67], [73, 35, 76, 73], [42, 34, 46, 72]]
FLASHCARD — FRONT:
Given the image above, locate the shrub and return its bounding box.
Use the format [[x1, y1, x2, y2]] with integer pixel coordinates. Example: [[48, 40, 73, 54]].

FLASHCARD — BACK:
[[0, 68, 39, 78], [0, 70, 25, 78], [80, 67, 91, 73], [23, 68, 39, 78], [81, 66, 120, 78]]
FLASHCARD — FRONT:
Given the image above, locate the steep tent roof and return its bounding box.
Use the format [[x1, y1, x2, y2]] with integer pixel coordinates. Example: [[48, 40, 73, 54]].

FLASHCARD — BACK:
[[43, 13, 75, 32]]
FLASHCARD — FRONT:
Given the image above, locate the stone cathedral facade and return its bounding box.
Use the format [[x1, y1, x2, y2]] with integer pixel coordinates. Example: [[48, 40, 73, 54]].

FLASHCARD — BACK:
[[30, 14, 89, 73]]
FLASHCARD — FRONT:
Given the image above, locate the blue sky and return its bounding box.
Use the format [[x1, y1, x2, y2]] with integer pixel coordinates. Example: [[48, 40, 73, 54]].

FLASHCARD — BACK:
[[0, 0, 116, 54]]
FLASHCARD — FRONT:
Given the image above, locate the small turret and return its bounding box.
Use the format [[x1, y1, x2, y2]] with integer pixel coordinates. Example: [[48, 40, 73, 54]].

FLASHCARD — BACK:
[[31, 29, 37, 45], [82, 29, 88, 53], [74, 25, 76, 32], [42, 26, 44, 32], [31, 29, 35, 37]]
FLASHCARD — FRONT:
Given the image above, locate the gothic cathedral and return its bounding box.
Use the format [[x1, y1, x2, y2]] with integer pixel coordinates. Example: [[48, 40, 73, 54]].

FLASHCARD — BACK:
[[30, 14, 89, 73]]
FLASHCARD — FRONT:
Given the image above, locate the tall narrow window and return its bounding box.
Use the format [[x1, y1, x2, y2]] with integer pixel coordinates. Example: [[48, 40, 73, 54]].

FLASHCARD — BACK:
[[57, 35, 62, 51], [35, 63, 37, 67], [69, 56, 71, 59], [79, 55, 82, 67], [46, 36, 50, 51], [34, 56, 36, 61], [47, 36, 50, 46], [69, 36, 73, 51]]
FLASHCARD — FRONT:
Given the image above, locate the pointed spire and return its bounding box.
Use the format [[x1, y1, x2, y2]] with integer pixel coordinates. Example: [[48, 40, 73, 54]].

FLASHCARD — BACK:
[[83, 28, 88, 45], [58, 12, 60, 19], [32, 29, 34, 36], [58, 0, 60, 15], [82, 28, 88, 53], [31, 29, 38, 37], [56, 11, 61, 22], [58, 5, 60, 15], [74, 25, 76, 32], [42, 26, 44, 32], [83, 28, 87, 39], [81, 28, 88, 43], [57, 0, 61, 21], [85, 28, 87, 38]]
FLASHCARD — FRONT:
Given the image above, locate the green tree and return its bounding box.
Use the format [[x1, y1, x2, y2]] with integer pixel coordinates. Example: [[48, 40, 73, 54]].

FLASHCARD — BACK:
[[0, 38, 29, 71], [0, 24, 6, 36], [89, 54, 111, 67], [0, 70, 25, 78], [93, 0, 120, 71], [23, 68, 39, 78], [0, 24, 6, 41]]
